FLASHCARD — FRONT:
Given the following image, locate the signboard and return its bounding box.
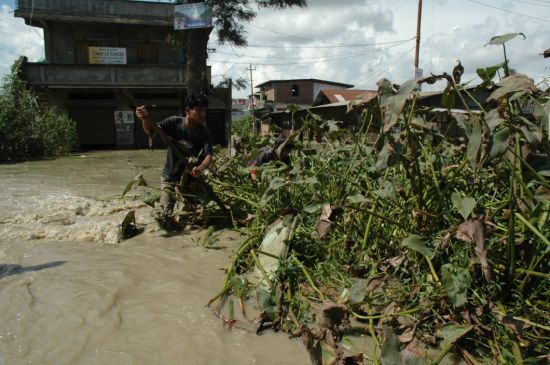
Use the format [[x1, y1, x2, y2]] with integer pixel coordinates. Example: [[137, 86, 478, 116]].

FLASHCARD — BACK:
[[174, 3, 212, 30], [89, 47, 127, 65], [114, 111, 134, 145]]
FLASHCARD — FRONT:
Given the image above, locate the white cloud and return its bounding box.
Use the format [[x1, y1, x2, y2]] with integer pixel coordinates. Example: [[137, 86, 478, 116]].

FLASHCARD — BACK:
[[210, 0, 550, 97], [0, 4, 44, 77]]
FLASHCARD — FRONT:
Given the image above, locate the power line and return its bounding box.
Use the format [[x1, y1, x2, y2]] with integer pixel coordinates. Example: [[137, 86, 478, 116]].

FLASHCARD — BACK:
[[466, 0, 550, 22], [210, 42, 412, 66], [214, 38, 413, 60], [227, 37, 416, 49]]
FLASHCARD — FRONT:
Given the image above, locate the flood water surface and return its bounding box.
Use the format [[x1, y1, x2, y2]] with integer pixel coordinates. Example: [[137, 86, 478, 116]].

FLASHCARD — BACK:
[[0, 151, 309, 365]]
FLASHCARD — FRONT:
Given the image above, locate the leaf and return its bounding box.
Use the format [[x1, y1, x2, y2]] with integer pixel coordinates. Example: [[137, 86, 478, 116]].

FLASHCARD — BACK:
[[374, 179, 396, 199], [122, 173, 147, 196], [440, 324, 473, 346], [303, 202, 327, 214], [487, 75, 537, 102], [348, 280, 367, 306], [315, 204, 343, 239], [485, 108, 506, 131], [441, 264, 472, 307], [375, 143, 391, 171], [268, 177, 287, 191], [476, 64, 503, 83], [441, 84, 456, 109], [402, 234, 434, 258], [381, 326, 401, 365], [466, 117, 482, 167], [485, 32, 526, 46], [489, 127, 510, 160], [119, 210, 137, 241], [345, 194, 368, 205], [380, 78, 419, 133], [451, 192, 476, 221], [456, 220, 492, 282]]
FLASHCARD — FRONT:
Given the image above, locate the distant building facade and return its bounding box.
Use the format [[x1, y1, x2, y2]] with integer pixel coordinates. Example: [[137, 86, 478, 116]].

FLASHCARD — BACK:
[[256, 78, 354, 111], [14, 0, 230, 149]]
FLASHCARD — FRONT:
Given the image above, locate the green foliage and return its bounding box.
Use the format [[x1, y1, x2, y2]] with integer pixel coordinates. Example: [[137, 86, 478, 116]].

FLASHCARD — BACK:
[[0, 57, 78, 162], [208, 70, 550, 363]]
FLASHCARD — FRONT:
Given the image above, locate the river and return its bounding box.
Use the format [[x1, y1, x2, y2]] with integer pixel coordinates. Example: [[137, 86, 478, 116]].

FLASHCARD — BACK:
[[0, 150, 310, 365]]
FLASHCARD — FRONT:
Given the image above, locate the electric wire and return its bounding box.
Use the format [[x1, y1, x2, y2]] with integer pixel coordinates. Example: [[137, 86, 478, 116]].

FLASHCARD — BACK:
[[466, 0, 550, 22]]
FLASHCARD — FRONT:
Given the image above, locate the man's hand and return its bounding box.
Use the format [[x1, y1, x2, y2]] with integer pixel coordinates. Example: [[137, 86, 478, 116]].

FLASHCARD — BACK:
[[191, 165, 204, 177], [135, 105, 149, 120], [136, 105, 153, 135]]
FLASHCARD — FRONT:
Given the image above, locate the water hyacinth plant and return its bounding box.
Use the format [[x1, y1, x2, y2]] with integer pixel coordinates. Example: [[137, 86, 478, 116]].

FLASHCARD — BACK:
[[206, 70, 549, 364]]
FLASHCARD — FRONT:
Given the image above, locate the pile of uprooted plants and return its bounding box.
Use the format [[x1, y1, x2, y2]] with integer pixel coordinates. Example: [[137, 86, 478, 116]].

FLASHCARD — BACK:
[[205, 73, 549, 364]]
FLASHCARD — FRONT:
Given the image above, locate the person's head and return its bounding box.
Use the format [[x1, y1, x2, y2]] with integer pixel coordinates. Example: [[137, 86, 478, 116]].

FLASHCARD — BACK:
[[184, 94, 209, 124]]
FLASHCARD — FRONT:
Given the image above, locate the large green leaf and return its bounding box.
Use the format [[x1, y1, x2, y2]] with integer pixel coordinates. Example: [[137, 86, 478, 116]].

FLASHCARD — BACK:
[[466, 117, 482, 167], [402, 234, 434, 258], [379, 78, 419, 133], [476, 64, 503, 83], [440, 324, 473, 347], [451, 192, 476, 220], [485, 32, 526, 46], [441, 264, 471, 307], [489, 127, 510, 160]]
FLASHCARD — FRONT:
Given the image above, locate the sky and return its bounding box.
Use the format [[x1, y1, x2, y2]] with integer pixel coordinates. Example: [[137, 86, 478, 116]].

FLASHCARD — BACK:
[[1, 0, 549, 98]]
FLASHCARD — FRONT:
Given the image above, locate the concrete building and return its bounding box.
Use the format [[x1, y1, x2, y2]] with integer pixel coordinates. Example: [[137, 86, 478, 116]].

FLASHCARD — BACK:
[[256, 78, 354, 111], [14, 0, 230, 149]]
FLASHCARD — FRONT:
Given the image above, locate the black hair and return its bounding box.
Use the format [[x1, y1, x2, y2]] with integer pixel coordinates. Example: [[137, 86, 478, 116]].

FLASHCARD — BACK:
[[184, 94, 209, 109]]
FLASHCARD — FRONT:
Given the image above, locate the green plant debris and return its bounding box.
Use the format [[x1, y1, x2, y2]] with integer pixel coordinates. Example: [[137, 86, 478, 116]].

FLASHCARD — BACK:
[[204, 69, 549, 364]]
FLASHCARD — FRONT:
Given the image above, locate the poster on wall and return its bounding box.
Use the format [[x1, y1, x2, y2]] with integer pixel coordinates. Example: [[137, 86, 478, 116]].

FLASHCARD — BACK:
[[174, 2, 212, 30], [114, 111, 134, 145], [89, 47, 127, 64]]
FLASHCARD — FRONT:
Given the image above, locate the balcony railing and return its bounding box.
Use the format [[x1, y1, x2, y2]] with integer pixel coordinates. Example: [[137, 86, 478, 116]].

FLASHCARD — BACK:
[[22, 63, 186, 88], [15, 0, 174, 25]]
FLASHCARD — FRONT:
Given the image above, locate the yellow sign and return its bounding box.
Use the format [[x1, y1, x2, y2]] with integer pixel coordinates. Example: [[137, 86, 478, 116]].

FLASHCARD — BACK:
[[89, 47, 127, 64]]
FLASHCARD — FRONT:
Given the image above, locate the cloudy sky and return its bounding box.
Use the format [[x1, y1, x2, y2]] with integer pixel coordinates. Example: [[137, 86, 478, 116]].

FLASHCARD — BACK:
[[1, 0, 549, 98]]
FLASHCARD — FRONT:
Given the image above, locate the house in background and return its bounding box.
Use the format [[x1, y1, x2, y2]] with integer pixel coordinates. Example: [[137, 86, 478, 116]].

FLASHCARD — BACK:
[[256, 78, 354, 110], [254, 78, 354, 134], [14, 0, 230, 149], [267, 89, 378, 137]]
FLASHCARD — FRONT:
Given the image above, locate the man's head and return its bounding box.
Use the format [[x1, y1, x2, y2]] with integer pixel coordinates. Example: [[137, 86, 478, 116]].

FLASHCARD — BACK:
[[184, 94, 209, 124]]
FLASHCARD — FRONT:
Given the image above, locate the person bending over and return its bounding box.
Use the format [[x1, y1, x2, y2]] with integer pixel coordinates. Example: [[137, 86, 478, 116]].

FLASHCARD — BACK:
[[135, 94, 213, 229]]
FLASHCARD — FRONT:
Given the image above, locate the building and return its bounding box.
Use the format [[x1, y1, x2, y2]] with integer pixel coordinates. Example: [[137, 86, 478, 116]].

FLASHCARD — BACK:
[[256, 78, 354, 110], [14, 0, 230, 149], [254, 78, 354, 134]]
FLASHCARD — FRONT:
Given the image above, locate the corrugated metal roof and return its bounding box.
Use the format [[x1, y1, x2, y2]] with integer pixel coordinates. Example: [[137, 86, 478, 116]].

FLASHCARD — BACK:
[[317, 89, 377, 104], [256, 78, 354, 89]]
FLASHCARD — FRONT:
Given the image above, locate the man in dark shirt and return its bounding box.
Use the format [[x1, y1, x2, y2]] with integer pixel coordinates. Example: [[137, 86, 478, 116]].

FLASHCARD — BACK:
[[135, 94, 214, 229], [250, 135, 292, 181]]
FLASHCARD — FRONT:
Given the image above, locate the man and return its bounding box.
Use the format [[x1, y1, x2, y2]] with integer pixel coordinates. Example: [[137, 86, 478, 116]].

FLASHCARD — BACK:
[[250, 135, 292, 182], [135, 94, 213, 229]]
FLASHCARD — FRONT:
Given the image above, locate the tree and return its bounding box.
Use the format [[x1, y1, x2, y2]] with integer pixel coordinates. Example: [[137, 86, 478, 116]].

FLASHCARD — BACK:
[[182, 0, 308, 95]]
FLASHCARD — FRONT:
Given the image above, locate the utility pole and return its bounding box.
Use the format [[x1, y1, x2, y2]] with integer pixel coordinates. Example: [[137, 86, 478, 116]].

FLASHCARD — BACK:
[[414, 0, 422, 70], [246, 63, 257, 134]]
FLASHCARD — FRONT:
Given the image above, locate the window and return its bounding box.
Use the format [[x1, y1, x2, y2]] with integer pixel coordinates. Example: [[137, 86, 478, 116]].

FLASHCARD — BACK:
[[291, 84, 299, 97]]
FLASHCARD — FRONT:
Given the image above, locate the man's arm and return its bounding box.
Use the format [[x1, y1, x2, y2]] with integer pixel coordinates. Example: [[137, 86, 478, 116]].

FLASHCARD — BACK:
[[192, 154, 213, 177], [135, 105, 154, 135]]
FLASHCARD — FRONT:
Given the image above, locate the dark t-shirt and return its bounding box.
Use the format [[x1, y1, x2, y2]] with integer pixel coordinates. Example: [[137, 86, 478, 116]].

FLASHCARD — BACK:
[[157, 116, 214, 181], [251, 146, 276, 166]]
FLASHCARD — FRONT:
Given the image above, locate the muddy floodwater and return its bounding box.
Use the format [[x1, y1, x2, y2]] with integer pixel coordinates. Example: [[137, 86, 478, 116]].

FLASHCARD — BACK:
[[0, 150, 310, 365]]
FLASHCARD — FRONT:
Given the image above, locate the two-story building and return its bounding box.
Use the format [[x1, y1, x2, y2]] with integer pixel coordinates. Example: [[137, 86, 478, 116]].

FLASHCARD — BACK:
[[14, 0, 230, 149]]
